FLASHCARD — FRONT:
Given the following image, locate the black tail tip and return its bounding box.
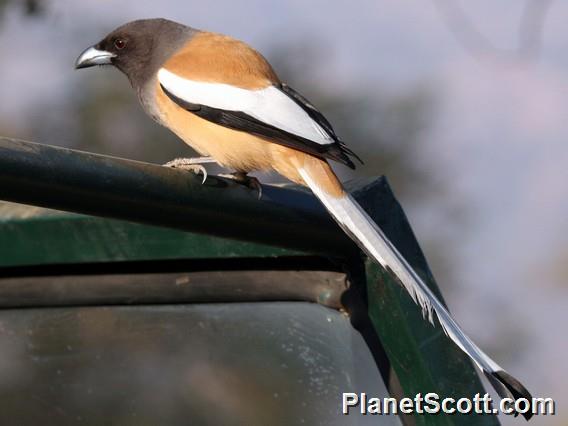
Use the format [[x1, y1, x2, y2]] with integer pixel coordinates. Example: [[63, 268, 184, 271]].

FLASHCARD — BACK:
[[485, 370, 534, 421]]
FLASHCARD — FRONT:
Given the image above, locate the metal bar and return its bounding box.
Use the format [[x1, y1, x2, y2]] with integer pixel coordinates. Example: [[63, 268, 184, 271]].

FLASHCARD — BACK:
[[0, 270, 347, 309], [0, 137, 359, 257]]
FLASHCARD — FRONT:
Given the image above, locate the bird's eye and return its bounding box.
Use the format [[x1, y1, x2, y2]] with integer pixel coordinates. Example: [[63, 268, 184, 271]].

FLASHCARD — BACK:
[[114, 38, 126, 50]]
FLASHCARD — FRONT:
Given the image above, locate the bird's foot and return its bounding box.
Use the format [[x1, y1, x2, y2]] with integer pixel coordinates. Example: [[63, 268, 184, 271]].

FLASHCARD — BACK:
[[219, 172, 263, 199], [164, 157, 215, 184]]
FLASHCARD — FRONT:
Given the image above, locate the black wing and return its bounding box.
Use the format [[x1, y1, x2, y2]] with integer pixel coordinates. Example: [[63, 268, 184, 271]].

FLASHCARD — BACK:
[[279, 83, 363, 166], [160, 84, 361, 169]]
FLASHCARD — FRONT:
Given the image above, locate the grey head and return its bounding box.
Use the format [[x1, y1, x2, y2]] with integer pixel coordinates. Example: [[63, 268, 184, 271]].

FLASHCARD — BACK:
[[75, 18, 197, 88]]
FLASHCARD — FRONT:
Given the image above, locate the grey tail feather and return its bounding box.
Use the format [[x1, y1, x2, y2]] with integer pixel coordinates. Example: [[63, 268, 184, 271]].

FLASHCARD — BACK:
[[299, 167, 533, 420]]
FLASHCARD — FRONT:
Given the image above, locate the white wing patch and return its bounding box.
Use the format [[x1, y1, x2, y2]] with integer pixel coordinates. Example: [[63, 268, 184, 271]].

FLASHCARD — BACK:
[[158, 68, 334, 145]]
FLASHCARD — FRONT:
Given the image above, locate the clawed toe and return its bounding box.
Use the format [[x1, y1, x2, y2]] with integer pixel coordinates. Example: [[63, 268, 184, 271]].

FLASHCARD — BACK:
[[245, 176, 263, 199], [219, 172, 263, 199], [164, 158, 208, 184]]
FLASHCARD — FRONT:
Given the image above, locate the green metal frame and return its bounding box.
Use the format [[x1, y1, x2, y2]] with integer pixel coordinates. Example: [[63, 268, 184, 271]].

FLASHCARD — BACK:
[[0, 209, 295, 268], [0, 137, 498, 425]]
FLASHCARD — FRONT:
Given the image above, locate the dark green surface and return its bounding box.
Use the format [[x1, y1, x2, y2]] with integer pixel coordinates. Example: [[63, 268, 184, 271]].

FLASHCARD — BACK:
[[0, 138, 498, 424], [0, 191, 498, 424], [0, 208, 295, 268]]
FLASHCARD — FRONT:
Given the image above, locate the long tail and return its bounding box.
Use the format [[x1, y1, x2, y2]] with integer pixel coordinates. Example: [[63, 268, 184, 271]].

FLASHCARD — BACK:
[[295, 158, 533, 420]]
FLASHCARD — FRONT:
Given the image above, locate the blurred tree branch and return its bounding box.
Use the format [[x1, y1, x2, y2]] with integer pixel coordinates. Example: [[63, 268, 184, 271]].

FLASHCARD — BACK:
[[518, 0, 554, 61], [0, 0, 44, 20], [432, 0, 554, 63]]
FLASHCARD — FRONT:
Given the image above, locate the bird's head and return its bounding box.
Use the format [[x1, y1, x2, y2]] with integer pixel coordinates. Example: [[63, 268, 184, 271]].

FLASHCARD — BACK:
[[75, 18, 193, 84]]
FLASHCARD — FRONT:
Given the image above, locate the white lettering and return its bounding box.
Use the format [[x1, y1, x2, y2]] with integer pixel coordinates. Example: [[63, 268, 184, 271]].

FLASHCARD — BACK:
[[342, 393, 359, 414]]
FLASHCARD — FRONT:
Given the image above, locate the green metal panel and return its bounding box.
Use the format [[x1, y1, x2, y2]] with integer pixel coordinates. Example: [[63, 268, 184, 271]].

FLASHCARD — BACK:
[[0, 138, 500, 424], [0, 204, 296, 268]]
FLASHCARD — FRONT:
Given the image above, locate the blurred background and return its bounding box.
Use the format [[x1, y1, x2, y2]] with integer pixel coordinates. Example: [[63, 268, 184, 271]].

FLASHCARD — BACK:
[[0, 0, 565, 424]]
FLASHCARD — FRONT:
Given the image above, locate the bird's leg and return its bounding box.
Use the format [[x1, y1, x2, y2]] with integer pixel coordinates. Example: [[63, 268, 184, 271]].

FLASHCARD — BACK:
[[219, 172, 263, 199], [163, 156, 216, 184]]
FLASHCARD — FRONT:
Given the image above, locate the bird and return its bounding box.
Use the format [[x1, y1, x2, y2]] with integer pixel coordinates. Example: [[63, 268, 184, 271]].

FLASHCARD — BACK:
[[75, 18, 532, 418]]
